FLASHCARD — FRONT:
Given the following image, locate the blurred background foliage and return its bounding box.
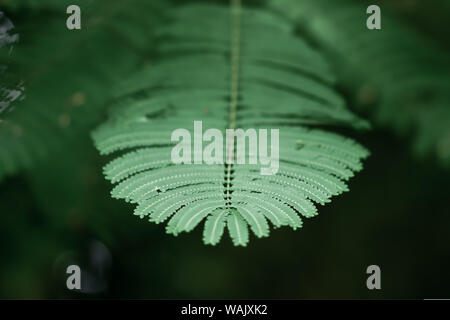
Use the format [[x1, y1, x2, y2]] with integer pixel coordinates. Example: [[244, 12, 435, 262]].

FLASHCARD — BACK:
[[271, 0, 450, 166], [0, 0, 449, 299]]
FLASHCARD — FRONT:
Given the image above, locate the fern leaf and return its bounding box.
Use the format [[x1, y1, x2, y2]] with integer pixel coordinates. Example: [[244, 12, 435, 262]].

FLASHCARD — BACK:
[[203, 209, 229, 245], [238, 205, 270, 238], [93, 2, 369, 246], [271, 0, 450, 166], [227, 209, 249, 247]]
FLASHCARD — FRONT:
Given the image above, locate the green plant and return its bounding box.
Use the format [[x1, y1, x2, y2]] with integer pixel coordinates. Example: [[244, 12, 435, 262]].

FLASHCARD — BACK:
[[5, 0, 447, 248], [270, 0, 450, 166], [1, 0, 450, 301], [92, 2, 369, 246], [0, 0, 165, 182]]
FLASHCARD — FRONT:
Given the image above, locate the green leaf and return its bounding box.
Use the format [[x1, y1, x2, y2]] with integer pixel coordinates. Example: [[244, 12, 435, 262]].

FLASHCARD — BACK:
[[203, 209, 229, 246], [93, 3, 369, 246], [271, 0, 450, 166], [227, 209, 249, 247]]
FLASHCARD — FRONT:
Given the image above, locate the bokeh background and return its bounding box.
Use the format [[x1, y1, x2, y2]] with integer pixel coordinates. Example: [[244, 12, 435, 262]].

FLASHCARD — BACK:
[[0, 0, 449, 299]]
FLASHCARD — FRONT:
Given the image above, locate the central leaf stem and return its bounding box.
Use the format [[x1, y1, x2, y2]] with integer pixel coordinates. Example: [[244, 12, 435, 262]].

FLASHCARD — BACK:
[[225, 0, 241, 206]]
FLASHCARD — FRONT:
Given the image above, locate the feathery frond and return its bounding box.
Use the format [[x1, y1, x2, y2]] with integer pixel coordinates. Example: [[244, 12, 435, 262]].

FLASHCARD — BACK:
[[93, 2, 369, 246], [271, 0, 450, 166]]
